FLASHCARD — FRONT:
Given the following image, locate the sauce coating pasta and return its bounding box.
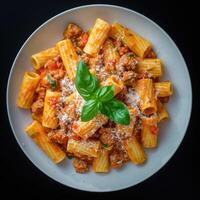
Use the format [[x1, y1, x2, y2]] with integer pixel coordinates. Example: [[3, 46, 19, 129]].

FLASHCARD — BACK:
[[17, 18, 173, 173]]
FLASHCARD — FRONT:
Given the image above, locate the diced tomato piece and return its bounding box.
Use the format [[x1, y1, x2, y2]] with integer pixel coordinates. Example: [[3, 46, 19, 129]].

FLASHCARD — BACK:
[[72, 134, 81, 141], [150, 126, 159, 135], [37, 67, 47, 79], [49, 63, 58, 70], [38, 67, 45, 74], [119, 46, 129, 55], [72, 122, 78, 130], [81, 33, 89, 46], [44, 59, 59, 70], [48, 62, 58, 70]]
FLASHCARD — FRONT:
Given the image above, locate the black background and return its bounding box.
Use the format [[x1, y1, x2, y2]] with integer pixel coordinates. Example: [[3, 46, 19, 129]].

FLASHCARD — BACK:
[[1, 0, 197, 199]]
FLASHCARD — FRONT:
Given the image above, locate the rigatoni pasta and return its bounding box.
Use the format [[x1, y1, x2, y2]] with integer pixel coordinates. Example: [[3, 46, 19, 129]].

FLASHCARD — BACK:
[[124, 136, 147, 164], [67, 138, 100, 157], [103, 39, 120, 71], [116, 107, 137, 138], [101, 75, 124, 95], [157, 100, 169, 122], [17, 72, 40, 109], [154, 81, 173, 97], [110, 23, 152, 58], [135, 79, 157, 115], [93, 148, 109, 172], [42, 90, 61, 129], [72, 114, 108, 139], [25, 121, 66, 163], [84, 18, 110, 56], [136, 59, 163, 78], [31, 47, 59, 70], [56, 39, 78, 80], [17, 18, 173, 173], [141, 116, 158, 148]]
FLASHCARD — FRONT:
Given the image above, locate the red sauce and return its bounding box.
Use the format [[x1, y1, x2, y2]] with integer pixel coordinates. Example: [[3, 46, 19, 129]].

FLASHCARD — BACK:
[[82, 33, 89, 46], [150, 125, 159, 135], [38, 67, 46, 75], [72, 134, 81, 141], [119, 46, 129, 56], [48, 97, 58, 107], [72, 122, 78, 130]]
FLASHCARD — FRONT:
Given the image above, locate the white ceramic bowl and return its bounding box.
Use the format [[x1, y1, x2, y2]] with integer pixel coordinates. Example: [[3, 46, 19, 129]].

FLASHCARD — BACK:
[[7, 4, 192, 192]]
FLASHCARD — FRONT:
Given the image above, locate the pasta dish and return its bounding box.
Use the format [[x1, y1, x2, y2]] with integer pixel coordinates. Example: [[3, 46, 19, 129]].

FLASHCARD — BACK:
[[17, 18, 173, 173]]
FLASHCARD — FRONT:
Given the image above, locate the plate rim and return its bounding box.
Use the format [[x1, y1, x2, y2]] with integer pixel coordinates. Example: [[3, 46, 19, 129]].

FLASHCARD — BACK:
[[6, 4, 192, 192]]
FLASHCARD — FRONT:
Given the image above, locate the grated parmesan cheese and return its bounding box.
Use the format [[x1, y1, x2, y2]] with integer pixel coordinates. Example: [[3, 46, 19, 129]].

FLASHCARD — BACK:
[[110, 128, 126, 151], [60, 113, 70, 124], [74, 91, 85, 114], [60, 77, 75, 100], [125, 88, 140, 108]]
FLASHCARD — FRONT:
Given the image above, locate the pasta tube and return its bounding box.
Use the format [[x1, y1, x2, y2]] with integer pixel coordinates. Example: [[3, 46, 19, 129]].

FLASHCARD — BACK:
[[141, 116, 158, 148], [93, 149, 109, 172], [67, 138, 100, 157], [136, 59, 163, 77], [116, 108, 137, 138], [154, 81, 173, 97], [110, 23, 152, 58], [84, 18, 110, 56], [56, 39, 78, 80], [157, 100, 169, 122], [25, 120, 66, 163], [103, 39, 120, 71], [72, 114, 108, 139], [17, 72, 40, 109], [42, 90, 61, 129], [101, 75, 124, 95], [135, 79, 157, 115], [124, 135, 147, 164], [31, 47, 59, 70]]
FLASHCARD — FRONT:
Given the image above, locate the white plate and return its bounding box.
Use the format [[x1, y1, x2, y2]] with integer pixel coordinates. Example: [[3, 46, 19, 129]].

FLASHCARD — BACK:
[[7, 4, 192, 192]]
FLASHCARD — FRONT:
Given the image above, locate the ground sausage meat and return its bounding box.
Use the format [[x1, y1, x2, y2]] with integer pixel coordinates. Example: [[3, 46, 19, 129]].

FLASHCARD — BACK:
[[35, 85, 46, 99], [99, 128, 115, 146], [118, 52, 138, 70], [72, 158, 89, 173], [109, 150, 125, 169], [50, 69, 65, 80], [31, 99, 44, 114], [48, 129, 68, 145], [63, 23, 82, 39]]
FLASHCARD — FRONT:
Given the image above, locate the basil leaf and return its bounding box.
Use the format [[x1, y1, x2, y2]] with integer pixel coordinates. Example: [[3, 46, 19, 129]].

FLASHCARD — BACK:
[[128, 53, 137, 58], [102, 144, 109, 148], [75, 60, 99, 100], [67, 155, 73, 159], [76, 60, 130, 125], [81, 100, 100, 121], [95, 85, 115, 102], [100, 99, 130, 125], [47, 74, 57, 89]]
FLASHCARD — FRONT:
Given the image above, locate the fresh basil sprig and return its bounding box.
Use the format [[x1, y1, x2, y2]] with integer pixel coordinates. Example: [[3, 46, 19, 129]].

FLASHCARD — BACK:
[[100, 99, 130, 125], [81, 100, 101, 121], [94, 85, 115, 102], [75, 60, 99, 100], [75, 60, 130, 125], [47, 74, 57, 89]]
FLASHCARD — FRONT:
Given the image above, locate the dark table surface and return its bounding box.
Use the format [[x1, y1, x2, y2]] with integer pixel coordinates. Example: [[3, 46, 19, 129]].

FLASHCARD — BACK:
[[1, 0, 196, 199]]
